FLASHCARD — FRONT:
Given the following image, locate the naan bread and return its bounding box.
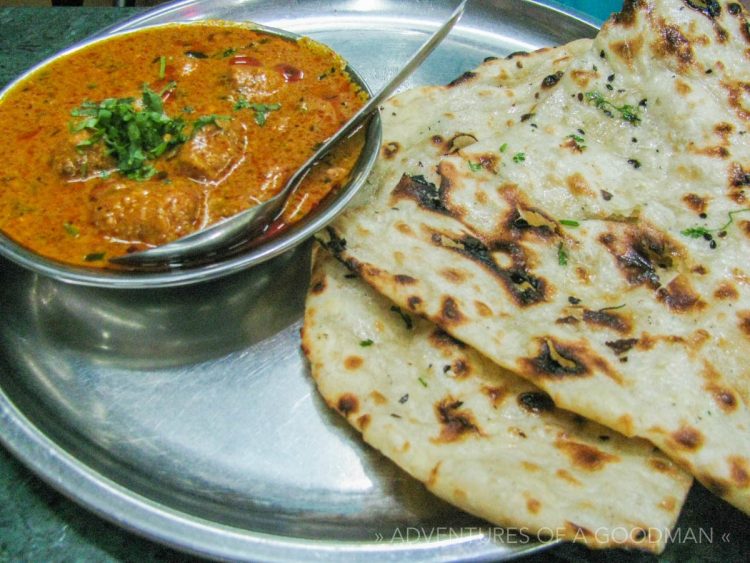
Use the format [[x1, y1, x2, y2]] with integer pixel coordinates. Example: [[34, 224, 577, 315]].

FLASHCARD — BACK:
[[303, 248, 692, 552], [319, 0, 750, 515]]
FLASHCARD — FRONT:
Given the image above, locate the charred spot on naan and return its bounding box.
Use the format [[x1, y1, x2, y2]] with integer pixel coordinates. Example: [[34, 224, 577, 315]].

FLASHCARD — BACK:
[[570, 69, 599, 89], [447, 71, 478, 88], [474, 152, 500, 174], [738, 310, 750, 339], [369, 390, 388, 405], [337, 393, 359, 416], [670, 425, 705, 451], [525, 497, 542, 515], [429, 328, 467, 351], [682, 193, 708, 214], [432, 396, 484, 443], [439, 296, 466, 326], [714, 121, 734, 143], [381, 141, 400, 159], [656, 275, 707, 313], [582, 308, 633, 334], [517, 391, 556, 414], [705, 382, 739, 413], [520, 338, 586, 378], [310, 276, 327, 295], [555, 436, 620, 471], [605, 338, 639, 356], [390, 173, 451, 216], [598, 224, 681, 290], [564, 173, 594, 196], [520, 337, 623, 384], [649, 457, 682, 476], [563, 521, 595, 541], [723, 80, 750, 122], [689, 143, 730, 158], [447, 357, 471, 378], [556, 468, 583, 486], [729, 162, 750, 202], [440, 268, 471, 284], [652, 20, 695, 71], [356, 414, 371, 431], [659, 496, 678, 513], [428, 230, 549, 307], [481, 385, 509, 408], [609, 34, 645, 66], [682, 0, 721, 20], [344, 356, 364, 370], [729, 456, 750, 487], [714, 281, 739, 300], [406, 295, 423, 311], [541, 71, 564, 89], [394, 274, 417, 285], [611, 0, 643, 27]]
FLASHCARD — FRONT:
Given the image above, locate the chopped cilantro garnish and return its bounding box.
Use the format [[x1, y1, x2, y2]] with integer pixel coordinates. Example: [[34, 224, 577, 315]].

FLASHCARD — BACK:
[[71, 84, 232, 181], [499, 143, 508, 153], [681, 226, 711, 238], [192, 114, 231, 133], [567, 133, 586, 150], [63, 222, 79, 237], [233, 98, 252, 110], [233, 98, 281, 126], [584, 91, 641, 124], [84, 252, 105, 262], [560, 219, 580, 227], [681, 208, 750, 244], [158, 55, 166, 79], [418, 376, 428, 388], [557, 242, 568, 266], [359, 339, 374, 347], [512, 152, 526, 163], [468, 161, 482, 172]]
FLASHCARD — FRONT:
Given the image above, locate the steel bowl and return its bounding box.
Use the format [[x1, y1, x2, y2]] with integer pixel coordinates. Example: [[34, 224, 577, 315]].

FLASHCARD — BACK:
[[0, 21, 381, 289]]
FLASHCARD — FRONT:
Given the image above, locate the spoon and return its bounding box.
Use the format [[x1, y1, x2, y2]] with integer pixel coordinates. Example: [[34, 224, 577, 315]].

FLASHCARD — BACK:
[[111, 0, 468, 267]]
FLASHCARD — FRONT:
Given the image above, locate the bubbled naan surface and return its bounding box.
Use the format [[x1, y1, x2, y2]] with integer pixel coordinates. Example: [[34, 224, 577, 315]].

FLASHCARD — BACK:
[[318, 0, 750, 515], [303, 248, 691, 552]]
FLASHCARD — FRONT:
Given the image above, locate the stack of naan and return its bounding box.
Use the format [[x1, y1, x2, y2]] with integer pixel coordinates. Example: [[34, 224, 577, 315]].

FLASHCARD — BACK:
[[302, 0, 750, 552]]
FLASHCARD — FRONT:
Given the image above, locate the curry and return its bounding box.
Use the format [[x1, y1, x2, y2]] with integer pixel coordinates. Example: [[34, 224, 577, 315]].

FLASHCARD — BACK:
[[0, 22, 366, 266]]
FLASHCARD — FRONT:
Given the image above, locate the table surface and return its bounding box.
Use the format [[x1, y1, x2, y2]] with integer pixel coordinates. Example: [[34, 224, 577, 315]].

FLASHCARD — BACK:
[[0, 3, 748, 562]]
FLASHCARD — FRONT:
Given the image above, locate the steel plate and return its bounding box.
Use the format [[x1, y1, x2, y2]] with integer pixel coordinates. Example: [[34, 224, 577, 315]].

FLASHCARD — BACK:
[[0, 1, 598, 560]]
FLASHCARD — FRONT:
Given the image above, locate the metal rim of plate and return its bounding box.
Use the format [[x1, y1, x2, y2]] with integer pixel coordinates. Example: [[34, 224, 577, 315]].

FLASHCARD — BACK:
[[0, 1, 600, 561]]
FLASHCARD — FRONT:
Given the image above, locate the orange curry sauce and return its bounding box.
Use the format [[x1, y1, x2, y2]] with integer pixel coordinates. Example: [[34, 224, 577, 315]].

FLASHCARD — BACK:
[[0, 22, 366, 266]]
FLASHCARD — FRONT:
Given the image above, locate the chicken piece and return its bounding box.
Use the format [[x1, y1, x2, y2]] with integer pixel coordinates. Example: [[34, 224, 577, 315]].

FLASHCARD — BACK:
[[51, 131, 114, 180], [230, 64, 284, 100], [89, 181, 203, 245], [176, 123, 245, 183]]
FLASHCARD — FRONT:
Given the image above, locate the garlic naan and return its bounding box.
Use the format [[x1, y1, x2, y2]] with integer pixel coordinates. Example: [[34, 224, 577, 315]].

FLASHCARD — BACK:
[[319, 0, 750, 515], [303, 248, 691, 552]]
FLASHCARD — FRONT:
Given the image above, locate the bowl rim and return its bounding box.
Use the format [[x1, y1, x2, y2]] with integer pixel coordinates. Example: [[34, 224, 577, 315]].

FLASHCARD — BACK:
[[0, 20, 382, 289]]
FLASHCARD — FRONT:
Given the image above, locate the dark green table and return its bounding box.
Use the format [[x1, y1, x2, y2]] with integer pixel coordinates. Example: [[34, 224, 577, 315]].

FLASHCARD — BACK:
[[0, 5, 748, 563]]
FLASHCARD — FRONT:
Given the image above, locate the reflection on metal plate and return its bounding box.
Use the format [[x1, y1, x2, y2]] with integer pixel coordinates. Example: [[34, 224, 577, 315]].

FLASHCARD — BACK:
[[0, 0, 597, 560]]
